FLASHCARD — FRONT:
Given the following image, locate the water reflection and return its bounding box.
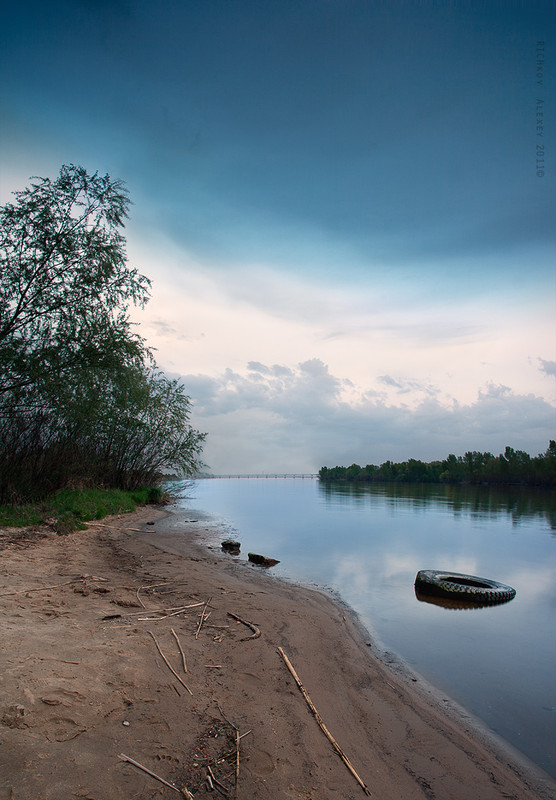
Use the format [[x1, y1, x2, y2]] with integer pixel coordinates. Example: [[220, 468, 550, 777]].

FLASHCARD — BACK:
[[414, 589, 507, 610], [179, 478, 556, 778], [318, 481, 556, 529]]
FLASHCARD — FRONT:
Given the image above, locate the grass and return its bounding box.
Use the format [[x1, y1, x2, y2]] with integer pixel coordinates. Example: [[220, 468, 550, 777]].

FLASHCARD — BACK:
[[0, 486, 167, 534]]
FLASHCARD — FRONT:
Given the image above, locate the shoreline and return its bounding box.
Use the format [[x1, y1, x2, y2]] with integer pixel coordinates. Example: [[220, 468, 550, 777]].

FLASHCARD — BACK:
[[153, 504, 556, 784], [1, 505, 555, 799]]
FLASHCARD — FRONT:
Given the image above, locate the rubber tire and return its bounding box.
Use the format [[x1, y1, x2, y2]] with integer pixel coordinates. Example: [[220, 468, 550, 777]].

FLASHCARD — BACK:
[[415, 570, 516, 605]]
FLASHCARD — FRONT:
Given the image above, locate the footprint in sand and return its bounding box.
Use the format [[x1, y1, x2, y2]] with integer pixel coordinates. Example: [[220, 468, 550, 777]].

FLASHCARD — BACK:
[[44, 716, 87, 741], [248, 747, 275, 776], [40, 688, 86, 707]]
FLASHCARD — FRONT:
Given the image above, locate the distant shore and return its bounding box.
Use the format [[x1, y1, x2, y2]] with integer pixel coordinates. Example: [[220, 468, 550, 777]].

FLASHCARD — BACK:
[[1, 506, 554, 800]]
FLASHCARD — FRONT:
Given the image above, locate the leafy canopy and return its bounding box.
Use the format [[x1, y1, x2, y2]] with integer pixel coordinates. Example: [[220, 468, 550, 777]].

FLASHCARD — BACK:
[[0, 164, 151, 399], [0, 165, 205, 501]]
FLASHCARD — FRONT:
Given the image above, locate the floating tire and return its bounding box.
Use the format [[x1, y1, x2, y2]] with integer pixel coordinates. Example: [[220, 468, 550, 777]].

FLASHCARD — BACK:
[[414, 570, 516, 606]]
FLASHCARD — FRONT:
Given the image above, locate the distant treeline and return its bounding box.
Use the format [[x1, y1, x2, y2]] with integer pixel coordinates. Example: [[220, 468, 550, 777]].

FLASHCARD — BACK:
[[319, 441, 556, 487]]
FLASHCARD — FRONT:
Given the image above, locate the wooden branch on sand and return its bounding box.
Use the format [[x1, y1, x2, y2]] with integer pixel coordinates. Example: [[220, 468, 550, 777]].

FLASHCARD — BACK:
[[216, 704, 252, 798], [277, 647, 372, 797], [195, 597, 212, 639], [0, 575, 106, 597], [118, 753, 194, 798], [207, 764, 230, 796], [136, 582, 177, 609], [147, 631, 192, 695], [91, 523, 148, 532], [227, 611, 261, 640], [137, 602, 206, 621], [171, 628, 187, 673]]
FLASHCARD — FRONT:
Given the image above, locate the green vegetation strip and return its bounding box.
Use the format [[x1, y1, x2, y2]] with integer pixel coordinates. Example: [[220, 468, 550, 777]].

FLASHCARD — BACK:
[[0, 486, 165, 534], [319, 441, 556, 487]]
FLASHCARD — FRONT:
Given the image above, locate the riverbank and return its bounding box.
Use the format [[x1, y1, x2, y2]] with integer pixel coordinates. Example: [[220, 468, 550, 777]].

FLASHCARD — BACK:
[[1, 506, 554, 800]]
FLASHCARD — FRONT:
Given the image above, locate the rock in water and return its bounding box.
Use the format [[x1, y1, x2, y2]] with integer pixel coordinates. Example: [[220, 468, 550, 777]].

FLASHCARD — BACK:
[[248, 552, 280, 568], [221, 539, 241, 555]]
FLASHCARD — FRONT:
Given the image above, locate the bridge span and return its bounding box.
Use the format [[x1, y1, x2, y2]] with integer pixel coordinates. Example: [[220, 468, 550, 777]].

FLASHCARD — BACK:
[[200, 473, 318, 480]]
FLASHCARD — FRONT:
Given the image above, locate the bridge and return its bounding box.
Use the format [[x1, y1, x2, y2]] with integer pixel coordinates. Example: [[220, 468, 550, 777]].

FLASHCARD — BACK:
[[199, 473, 318, 480]]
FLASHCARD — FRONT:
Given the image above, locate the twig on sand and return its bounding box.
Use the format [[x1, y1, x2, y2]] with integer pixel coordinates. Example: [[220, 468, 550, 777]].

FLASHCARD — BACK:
[[171, 628, 187, 673], [207, 764, 230, 796], [118, 753, 194, 798], [136, 582, 177, 609], [147, 631, 193, 695], [91, 523, 148, 532], [138, 602, 204, 621], [235, 729, 240, 795], [136, 586, 146, 608], [0, 575, 106, 597], [277, 647, 372, 797], [216, 704, 251, 798], [128, 602, 204, 618], [195, 597, 212, 639], [227, 612, 261, 640]]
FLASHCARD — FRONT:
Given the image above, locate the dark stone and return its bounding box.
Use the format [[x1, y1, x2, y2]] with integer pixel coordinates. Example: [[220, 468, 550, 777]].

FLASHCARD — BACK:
[[248, 552, 280, 568], [221, 539, 241, 555]]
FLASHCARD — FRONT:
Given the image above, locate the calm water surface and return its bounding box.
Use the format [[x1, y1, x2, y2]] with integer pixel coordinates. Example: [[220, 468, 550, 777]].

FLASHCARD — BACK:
[[175, 478, 556, 778]]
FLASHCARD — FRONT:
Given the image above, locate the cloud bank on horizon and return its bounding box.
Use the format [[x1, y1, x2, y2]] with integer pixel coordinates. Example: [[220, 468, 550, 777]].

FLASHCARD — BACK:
[[1, 1, 554, 472]]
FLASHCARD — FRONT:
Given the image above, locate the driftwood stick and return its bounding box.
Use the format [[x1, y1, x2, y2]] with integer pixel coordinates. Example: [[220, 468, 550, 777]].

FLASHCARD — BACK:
[[92, 524, 149, 532], [147, 631, 193, 695], [137, 581, 177, 608], [207, 764, 230, 795], [88, 522, 151, 533], [138, 601, 205, 621], [130, 602, 204, 618], [139, 609, 190, 621], [216, 704, 242, 797], [0, 575, 106, 597], [141, 582, 175, 590], [277, 647, 372, 797], [195, 597, 212, 639], [227, 612, 261, 640], [136, 586, 146, 609], [118, 753, 194, 798], [235, 728, 240, 796], [171, 628, 187, 673]]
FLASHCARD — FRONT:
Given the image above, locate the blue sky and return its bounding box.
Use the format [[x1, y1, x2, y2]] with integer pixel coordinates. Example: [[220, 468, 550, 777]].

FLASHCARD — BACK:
[[1, 0, 555, 472]]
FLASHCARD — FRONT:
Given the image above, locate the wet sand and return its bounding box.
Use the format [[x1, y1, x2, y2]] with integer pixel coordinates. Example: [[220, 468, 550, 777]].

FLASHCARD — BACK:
[[1, 505, 554, 799]]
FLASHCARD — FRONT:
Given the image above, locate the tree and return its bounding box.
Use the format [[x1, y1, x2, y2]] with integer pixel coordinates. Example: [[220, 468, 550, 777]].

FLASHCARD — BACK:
[[0, 164, 150, 402], [0, 165, 205, 501]]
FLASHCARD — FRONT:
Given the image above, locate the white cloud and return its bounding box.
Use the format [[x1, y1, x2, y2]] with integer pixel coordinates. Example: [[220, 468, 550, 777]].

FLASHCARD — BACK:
[[182, 360, 556, 473], [129, 246, 555, 409], [121, 232, 555, 473], [539, 358, 556, 378]]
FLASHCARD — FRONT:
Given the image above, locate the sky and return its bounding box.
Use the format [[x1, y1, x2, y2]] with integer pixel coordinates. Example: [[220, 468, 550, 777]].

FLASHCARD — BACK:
[[1, 0, 555, 473]]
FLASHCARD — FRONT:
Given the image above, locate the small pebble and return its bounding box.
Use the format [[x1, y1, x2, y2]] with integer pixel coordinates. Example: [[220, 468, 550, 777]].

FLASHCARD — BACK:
[[122, 721, 130, 727]]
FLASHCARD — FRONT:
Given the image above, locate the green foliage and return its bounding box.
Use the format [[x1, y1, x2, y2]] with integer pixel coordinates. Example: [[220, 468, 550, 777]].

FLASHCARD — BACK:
[[319, 441, 556, 487], [130, 486, 169, 505], [0, 487, 160, 534], [0, 165, 205, 502], [0, 164, 150, 400]]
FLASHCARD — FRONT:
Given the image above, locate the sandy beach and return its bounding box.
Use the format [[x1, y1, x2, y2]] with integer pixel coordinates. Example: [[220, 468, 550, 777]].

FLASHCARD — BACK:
[[1, 505, 554, 800]]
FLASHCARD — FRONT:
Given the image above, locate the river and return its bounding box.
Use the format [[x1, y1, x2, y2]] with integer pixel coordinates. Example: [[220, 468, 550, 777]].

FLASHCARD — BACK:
[[173, 477, 556, 778]]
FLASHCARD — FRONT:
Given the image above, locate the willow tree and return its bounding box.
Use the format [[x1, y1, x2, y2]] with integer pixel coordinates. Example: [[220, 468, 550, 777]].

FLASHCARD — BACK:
[[0, 164, 205, 501]]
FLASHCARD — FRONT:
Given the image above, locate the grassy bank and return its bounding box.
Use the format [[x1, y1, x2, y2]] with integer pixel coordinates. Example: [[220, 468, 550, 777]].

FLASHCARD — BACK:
[[0, 486, 166, 534]]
